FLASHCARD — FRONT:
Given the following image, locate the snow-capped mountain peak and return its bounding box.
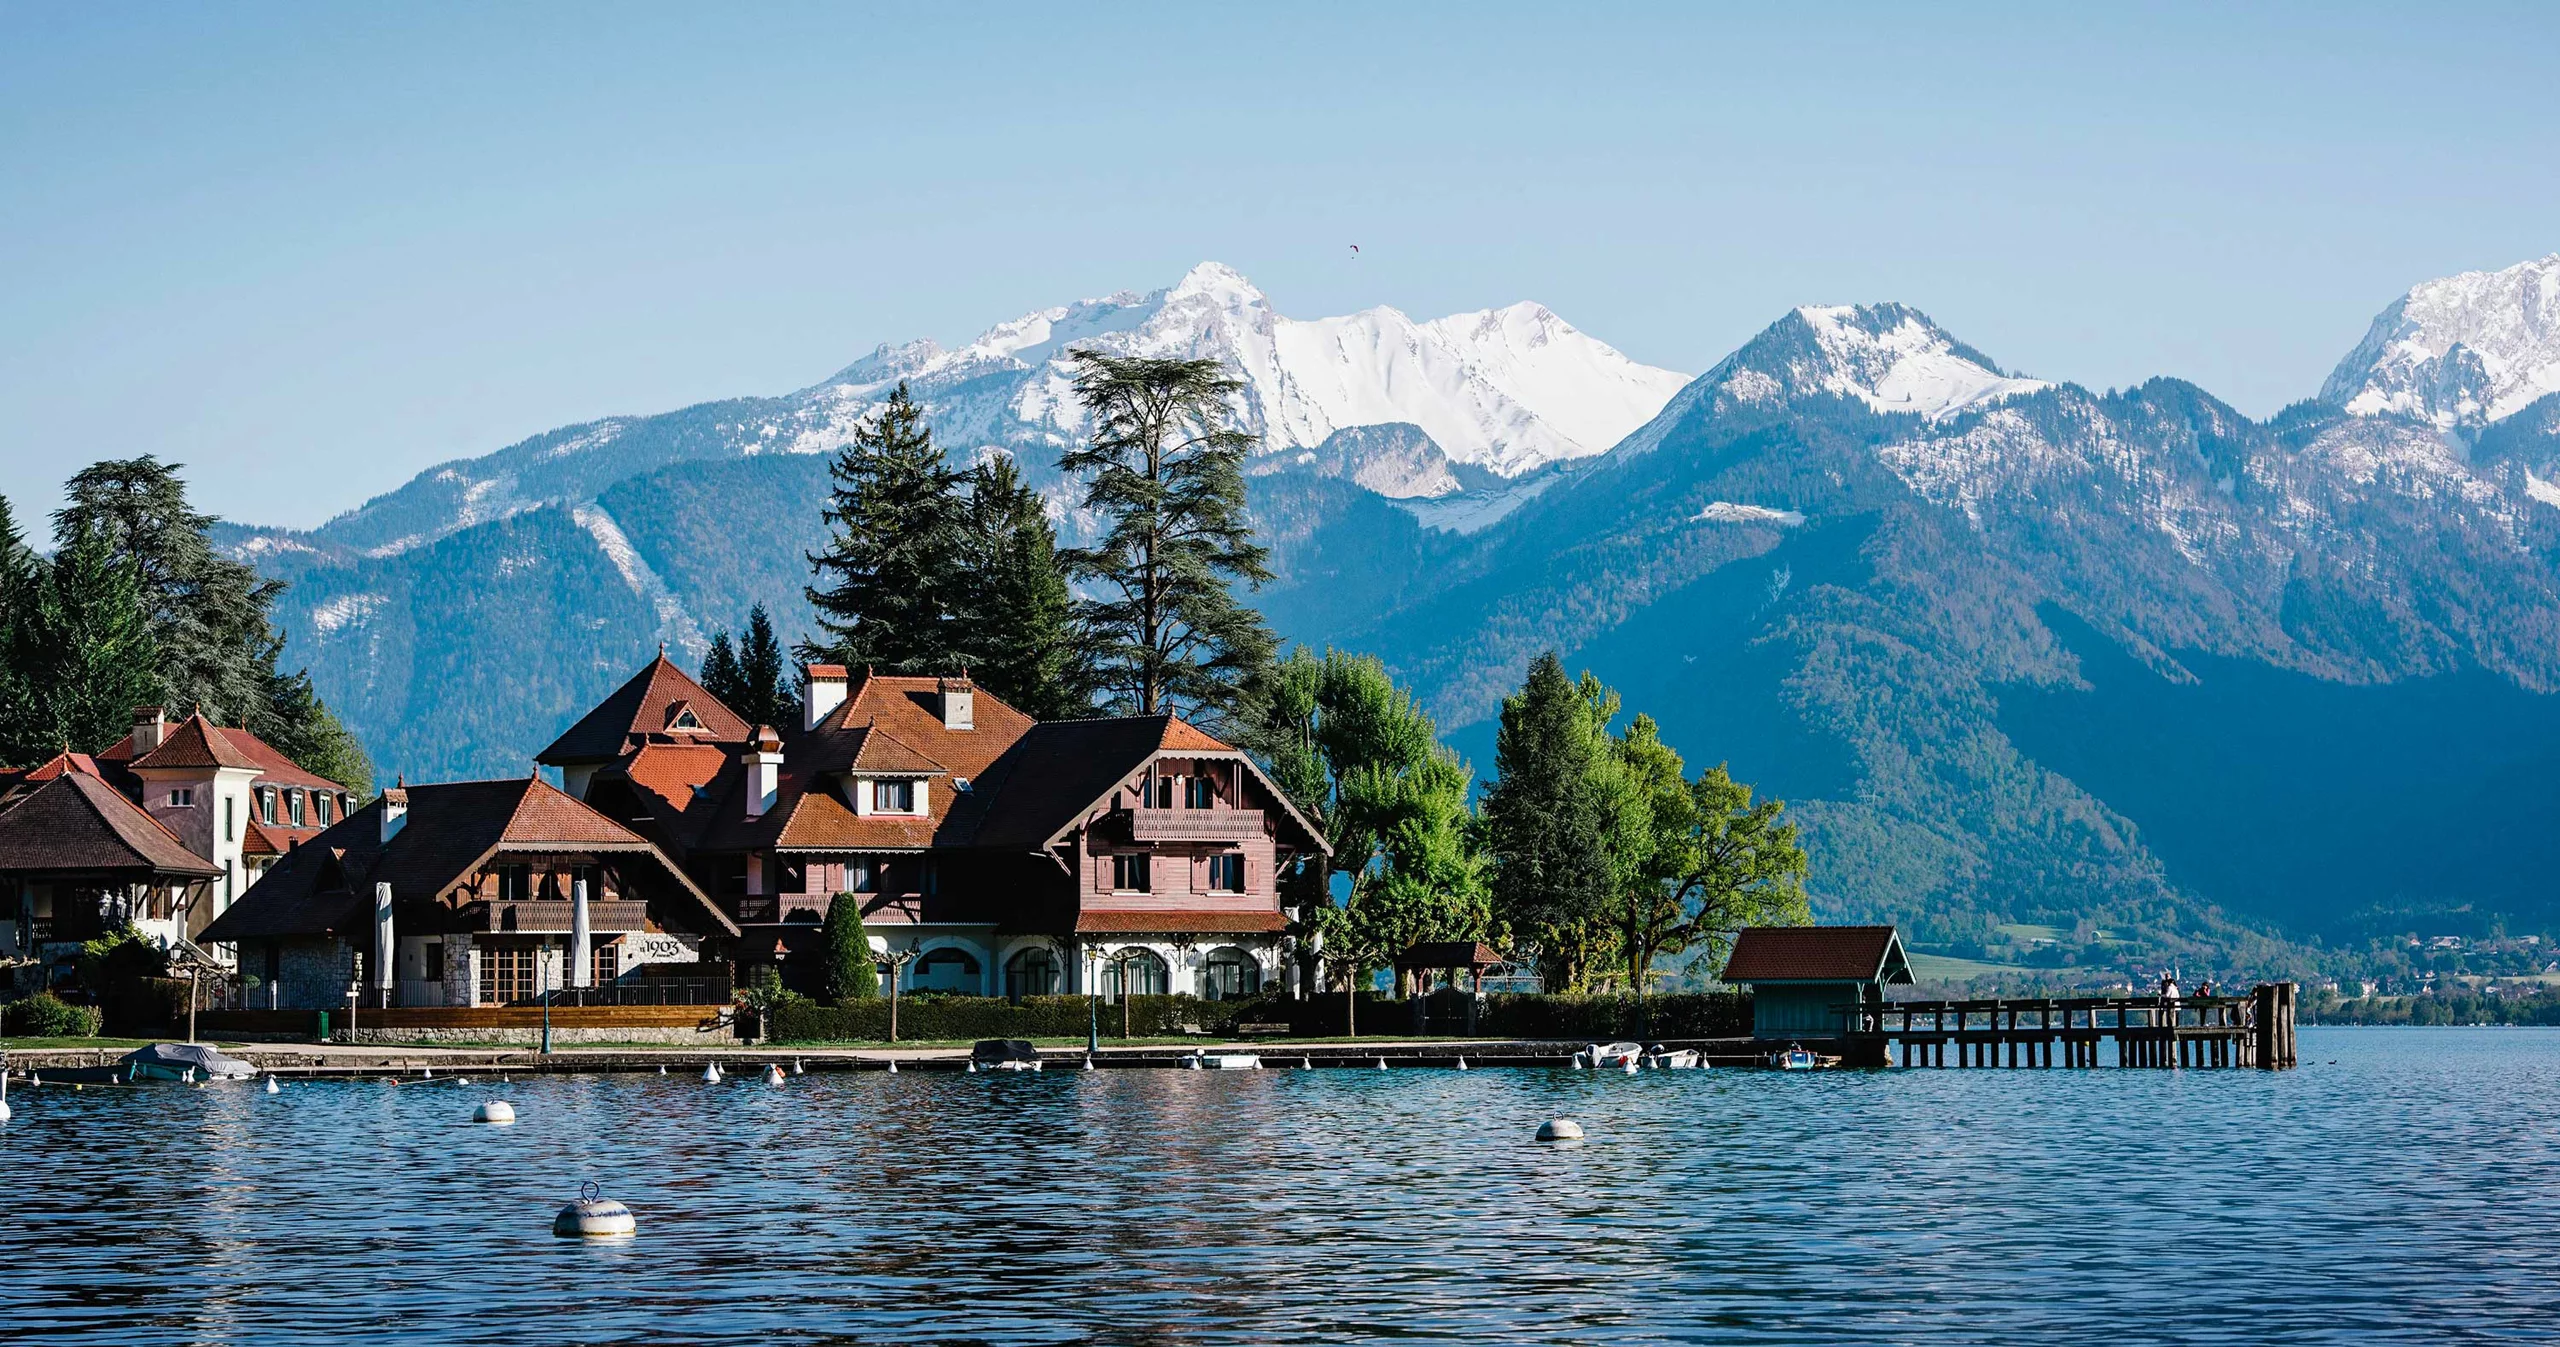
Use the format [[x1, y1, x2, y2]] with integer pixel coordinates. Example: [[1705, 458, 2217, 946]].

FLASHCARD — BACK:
[[1785, 303, 2049, 419], [2323, 252, 2560, 433]]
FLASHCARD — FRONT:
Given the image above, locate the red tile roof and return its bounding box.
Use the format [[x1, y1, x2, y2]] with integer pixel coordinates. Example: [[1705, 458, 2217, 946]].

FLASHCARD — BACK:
[[1721, 926, 1912, 984], [131, 714, 264, 771], [537, 655, 751, 765], [99, 723, 355, 795], [1074, 908, 1287, 935], [1159, 717, 1232, 752]]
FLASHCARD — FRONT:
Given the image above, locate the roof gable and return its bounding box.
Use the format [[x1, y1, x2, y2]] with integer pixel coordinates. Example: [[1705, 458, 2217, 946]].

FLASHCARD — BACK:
[[949, 715, 1326, 856], [538, 655, 751, 765], [132, 714, 263, 772]]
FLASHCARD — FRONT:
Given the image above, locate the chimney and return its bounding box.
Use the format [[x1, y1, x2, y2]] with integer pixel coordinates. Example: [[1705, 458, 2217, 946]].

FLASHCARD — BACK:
[[131, 706, 167, 754], [938, 675, 975, 731], [744, 724, 784, 820], [380, 786, 409, 844], [801, 663, 849, 732]]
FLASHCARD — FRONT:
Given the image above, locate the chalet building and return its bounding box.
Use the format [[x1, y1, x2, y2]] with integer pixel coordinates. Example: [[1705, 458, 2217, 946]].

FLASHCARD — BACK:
[[540, 655, 1328, 1001], [79, 708, 361, 916], [0, 752, 222, 987], [198, 776, 736, 1009]]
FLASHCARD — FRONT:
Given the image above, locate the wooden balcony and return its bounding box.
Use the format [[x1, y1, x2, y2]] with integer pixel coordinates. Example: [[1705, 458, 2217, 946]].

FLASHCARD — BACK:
[[474, 900, 650, 933], [1128, 807, 1263, 843]]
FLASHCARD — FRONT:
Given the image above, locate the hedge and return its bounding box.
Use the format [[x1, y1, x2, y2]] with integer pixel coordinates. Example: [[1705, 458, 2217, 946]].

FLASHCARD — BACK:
[[767, 992, 1297, 1043], [5, 992, 105, 1038], [764, 990, 1750, 1042]]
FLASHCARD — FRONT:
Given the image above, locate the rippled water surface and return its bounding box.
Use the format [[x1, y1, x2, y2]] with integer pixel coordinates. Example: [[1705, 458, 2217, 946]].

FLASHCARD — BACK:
[[6, 1028, 2555, 1344]]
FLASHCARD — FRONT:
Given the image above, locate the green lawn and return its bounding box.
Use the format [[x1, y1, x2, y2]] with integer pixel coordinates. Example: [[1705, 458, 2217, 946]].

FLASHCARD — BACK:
[[1905, 951, 2029, 982]]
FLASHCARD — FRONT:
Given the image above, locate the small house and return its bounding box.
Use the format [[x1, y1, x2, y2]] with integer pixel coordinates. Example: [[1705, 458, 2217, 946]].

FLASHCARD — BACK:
[[1721, 925, 1913, 1039]]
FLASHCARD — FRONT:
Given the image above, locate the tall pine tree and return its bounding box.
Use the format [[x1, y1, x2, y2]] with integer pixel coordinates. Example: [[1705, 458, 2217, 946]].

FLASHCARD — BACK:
[[1057, 351, 1274, 728], [9, 523, 161, 762], [701, 606, 799, 728], [698, 630, 745, 710], [957, 454, 1086, 719], [1479, 651, 1634, 991], [803, 383, 968, 674]]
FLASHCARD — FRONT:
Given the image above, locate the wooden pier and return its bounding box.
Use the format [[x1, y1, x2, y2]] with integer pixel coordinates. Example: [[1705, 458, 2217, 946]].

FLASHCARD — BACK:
[[1844, 982, 2297, 1070]]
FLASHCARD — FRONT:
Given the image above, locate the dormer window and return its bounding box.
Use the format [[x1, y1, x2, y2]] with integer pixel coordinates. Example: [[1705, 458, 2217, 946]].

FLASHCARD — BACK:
[[314, 794, 333, 827], [287, 790, 306, 827], [667, 700, 706, 733], [872, 780, 916, 813], [257, 788, 277, 825], [168, 787, 195, 808]]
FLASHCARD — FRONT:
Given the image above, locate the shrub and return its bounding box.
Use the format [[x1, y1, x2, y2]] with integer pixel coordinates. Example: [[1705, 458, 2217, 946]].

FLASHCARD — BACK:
[[821, 894, 879, 1003], [6, 992, 105, 1038]]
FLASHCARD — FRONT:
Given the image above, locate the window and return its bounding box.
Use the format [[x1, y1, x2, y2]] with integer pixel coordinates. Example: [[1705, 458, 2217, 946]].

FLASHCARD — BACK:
[[1207, 853, 1246, 893], [168, 787, 195, 808], [497, 866, 531, 903], [1202, 947, 1261, 1000], [423, 941, 445, 983], [1099, 948, 1169, 1001], [480, 945, 536, 1004], [287, 790, 306, 827], [224, 795, 236, 842], [1005, 947, 1059, 998], [1111, 853, 1151, 893], [314, 793, 332, 827], [911, 948, 981, 992], [590, 940, 619, 988], [1141, 776, 1175, 808], [1186, 776, 1215, 809], [872, 780, 915, 813], [258, 788, 277, 825], [848, 858, 879, 893]]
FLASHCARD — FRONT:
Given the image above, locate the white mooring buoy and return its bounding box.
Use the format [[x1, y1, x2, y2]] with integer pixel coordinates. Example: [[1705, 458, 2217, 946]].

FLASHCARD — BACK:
[[1083, 1055, 1096, 1072], [1187, 1054, 1202, 1071], [423, 1067, 433, 1079], [554, 1181, 636, 1239], [474, 1100, 516, 1125], [1376, 1057, 1389, 1071], [1622, 1056, 1640, 1075], [792, 1059, 804, 1076], [658, 1064, 667, 1075], [1, 1069, 12, 1122], [966, 1060, 978, 1074], [1456, 1056, 1469, 1071], [264, 1074, 280, 1094], [702, 1062, 720, 1083], [1536, 1118, 1585, 1143], [765, 1063, 786, 1086]]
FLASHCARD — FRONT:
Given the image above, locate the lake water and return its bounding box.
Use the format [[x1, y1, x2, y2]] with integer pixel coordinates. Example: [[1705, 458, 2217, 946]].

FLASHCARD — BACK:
[[4, 1028, 2552, 1344]]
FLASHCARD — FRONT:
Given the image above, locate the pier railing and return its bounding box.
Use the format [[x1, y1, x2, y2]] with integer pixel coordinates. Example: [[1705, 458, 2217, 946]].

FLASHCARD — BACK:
[[1835, 982, 2297, 1070]]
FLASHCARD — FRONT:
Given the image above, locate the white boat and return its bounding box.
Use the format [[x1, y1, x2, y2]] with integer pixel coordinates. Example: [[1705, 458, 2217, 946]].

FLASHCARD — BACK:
[[1776, 1043, 1819, 1071], [1647, 1048, 1706, 1070], [1201, 1053, 1262, 1071], [1579, 1041, 1643, 1070]]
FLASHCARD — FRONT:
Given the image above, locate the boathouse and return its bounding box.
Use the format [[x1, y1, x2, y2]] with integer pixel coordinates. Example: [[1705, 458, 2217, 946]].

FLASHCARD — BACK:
[[1722, 925, 1913, 1038]]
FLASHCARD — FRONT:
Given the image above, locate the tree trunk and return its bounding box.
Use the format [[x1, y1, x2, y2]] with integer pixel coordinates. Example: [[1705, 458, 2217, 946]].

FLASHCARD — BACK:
[[1345, 973, 1357, 1038]]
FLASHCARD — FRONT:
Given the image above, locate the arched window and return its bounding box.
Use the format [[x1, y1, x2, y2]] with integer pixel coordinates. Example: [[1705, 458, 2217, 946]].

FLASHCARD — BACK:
[[1005, 946, 1059, 999], [1099, 948, 1169, 1002], [1201, 947, 1261, 1000], [910, 947, 981, 993]]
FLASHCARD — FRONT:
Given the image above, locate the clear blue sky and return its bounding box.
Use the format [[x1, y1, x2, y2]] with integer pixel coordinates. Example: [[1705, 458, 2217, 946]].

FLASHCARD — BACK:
[[4, 2, 2555, 530]]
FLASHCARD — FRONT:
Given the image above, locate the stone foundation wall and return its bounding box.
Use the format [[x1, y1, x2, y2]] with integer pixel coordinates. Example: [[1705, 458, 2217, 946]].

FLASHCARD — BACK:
[[337, 1022, 738, 1046]]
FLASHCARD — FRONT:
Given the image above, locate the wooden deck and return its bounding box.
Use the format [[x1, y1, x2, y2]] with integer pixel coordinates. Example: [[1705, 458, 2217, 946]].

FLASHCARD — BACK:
[[1844, 981, 2298, 1069]]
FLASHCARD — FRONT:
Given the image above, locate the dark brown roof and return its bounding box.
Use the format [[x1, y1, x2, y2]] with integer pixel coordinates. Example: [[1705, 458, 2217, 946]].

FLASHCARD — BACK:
[[1395, 941, 1504, 970], [202, 776, 736, 942], [0, 770, 220, 880], [1074, 908, 1287, 935], [1721, 926, 1912, 984], [537, 655, 751, 765], [131, 714, 264, 771], [948, 716, 1327, 856]]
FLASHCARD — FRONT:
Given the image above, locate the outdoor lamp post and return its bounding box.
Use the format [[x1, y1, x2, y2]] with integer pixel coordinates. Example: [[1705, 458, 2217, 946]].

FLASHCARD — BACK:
[[540, 938, 554, 1055], [1085, 947, 1101, 1056]]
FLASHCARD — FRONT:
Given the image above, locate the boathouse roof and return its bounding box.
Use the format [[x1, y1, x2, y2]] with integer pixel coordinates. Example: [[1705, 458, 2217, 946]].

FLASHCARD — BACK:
[[1722, 926, 1914, 985]]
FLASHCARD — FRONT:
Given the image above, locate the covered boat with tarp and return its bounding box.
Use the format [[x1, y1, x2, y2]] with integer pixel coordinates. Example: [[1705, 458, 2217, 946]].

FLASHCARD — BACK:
[[121, 1042, 256, 1082]]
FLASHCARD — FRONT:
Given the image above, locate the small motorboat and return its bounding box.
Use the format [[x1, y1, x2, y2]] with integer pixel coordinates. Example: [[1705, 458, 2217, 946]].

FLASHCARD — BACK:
[[969, 1039, 1045, 1072], [1775, 1043, 1819, 1071], [122, 1043, 256, 1082], [1647, 1047, 1706, 1070], [1578, 1042, 1643, 1070]]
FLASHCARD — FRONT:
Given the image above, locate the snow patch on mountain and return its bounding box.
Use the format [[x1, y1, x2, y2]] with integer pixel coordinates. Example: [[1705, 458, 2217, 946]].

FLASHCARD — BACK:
[[572, 502, 707, 659], [2324, 253, 2560, 433], [1693, 501, 1806, 526], [1794, 305, 2050, 419], [308, 593, 383, 636], [2529, 471, 2560, 511]]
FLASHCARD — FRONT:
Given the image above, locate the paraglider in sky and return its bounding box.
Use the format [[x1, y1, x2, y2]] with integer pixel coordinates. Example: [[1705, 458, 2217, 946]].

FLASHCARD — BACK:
[[1349, 244, 1360, 256]]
